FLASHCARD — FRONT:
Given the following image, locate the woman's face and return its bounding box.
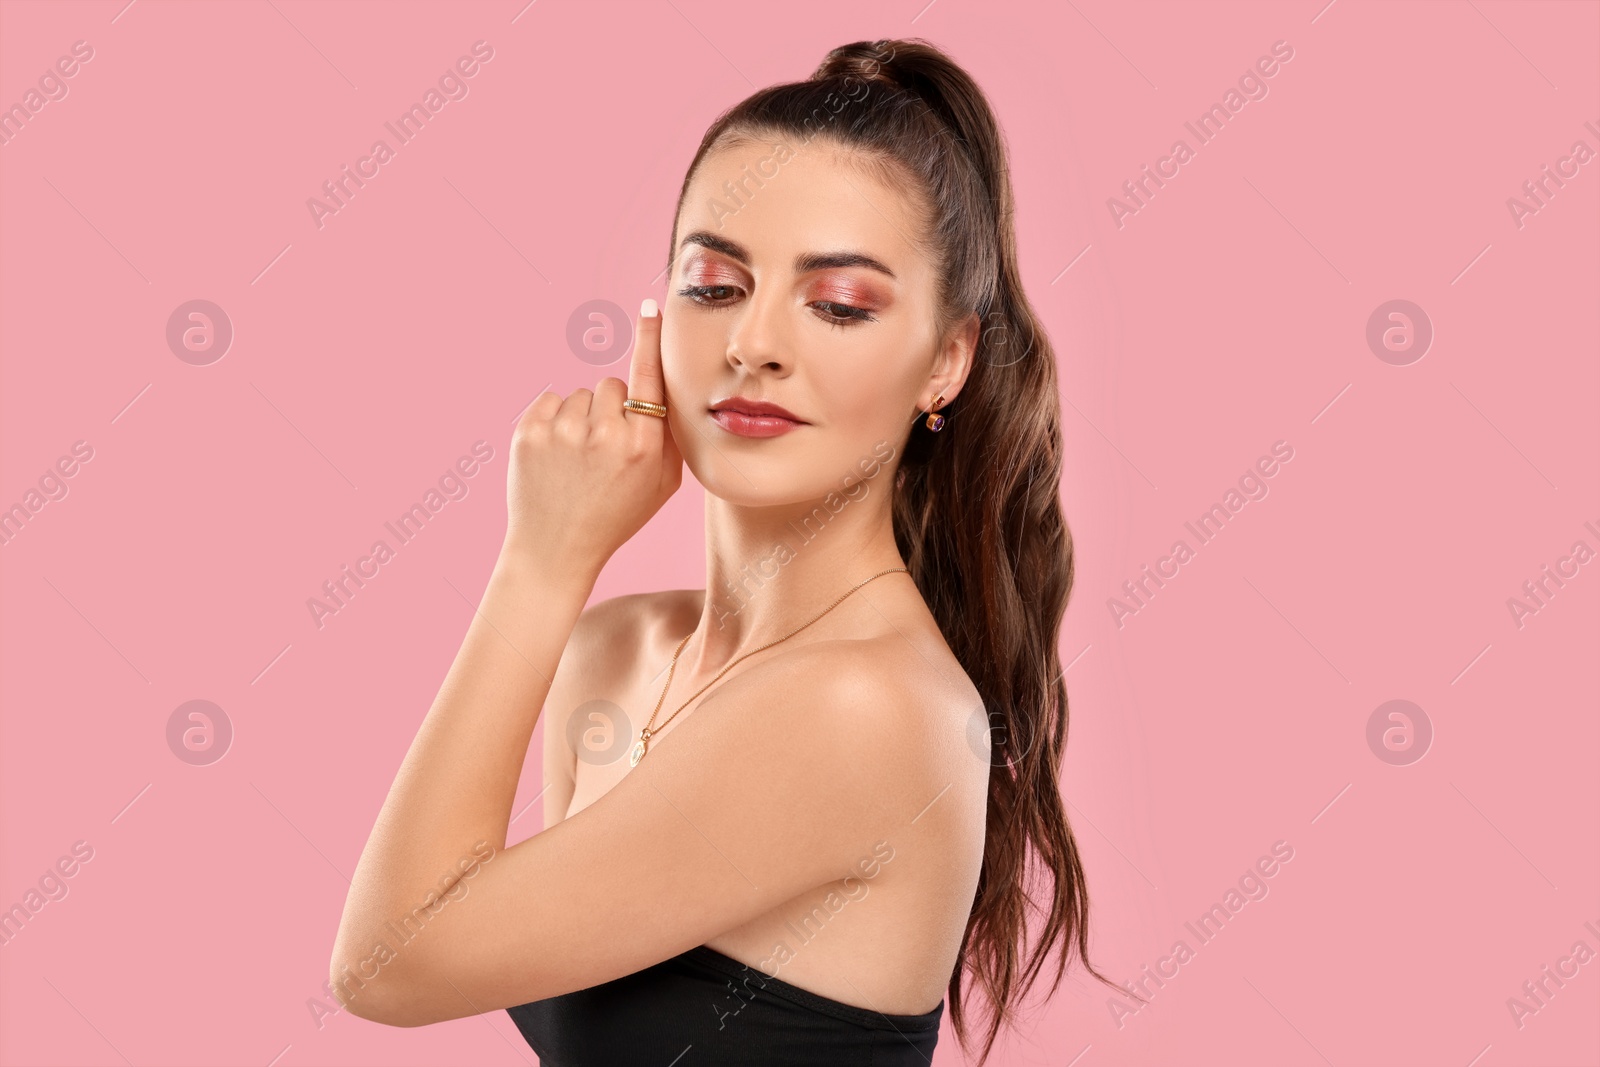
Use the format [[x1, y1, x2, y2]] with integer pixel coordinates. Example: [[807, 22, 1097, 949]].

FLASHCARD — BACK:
[[662, 136, 968, 507]]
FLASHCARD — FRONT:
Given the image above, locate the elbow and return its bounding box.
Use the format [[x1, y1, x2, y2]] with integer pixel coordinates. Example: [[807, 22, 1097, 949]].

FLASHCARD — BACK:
[[328, 952, 425, 1027]]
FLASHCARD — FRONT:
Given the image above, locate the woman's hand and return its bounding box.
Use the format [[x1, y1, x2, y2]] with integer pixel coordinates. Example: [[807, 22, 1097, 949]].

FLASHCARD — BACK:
[[500, 298, 683, 575]]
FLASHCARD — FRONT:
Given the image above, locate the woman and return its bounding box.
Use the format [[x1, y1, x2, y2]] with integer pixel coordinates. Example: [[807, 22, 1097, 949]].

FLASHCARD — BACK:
[[329, 37, 1127, 1066]]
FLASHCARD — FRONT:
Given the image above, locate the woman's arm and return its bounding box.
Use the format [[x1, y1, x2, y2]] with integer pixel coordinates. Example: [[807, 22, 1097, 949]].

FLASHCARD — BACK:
[[540, 654, 579, 832], [332, 639, 940, 1027], [329, 299, 683, 1020], [328, 549, 596, 1012]]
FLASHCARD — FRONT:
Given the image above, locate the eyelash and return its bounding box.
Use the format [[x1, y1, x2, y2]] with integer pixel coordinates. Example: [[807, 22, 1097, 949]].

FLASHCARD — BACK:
[[675, 284, 877, 326]]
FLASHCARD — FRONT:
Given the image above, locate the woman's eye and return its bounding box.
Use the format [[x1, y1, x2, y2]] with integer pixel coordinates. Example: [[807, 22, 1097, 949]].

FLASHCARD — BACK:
[[675, 286, 875, 326], [812, 301, 875, 325], [677, 284, 740, 305]]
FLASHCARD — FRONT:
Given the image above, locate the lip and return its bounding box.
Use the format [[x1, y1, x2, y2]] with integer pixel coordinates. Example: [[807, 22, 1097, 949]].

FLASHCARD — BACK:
[[708, 396, 807, 438]]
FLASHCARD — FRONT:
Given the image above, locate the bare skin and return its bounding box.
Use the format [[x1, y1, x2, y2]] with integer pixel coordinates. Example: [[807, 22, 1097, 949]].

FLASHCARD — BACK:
[[329, 134, 989, 1027], [543, 586, 985, 1016]]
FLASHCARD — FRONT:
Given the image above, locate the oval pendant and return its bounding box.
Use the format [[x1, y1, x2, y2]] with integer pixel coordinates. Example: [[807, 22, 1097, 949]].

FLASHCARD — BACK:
[[629, 738, 646, 766]]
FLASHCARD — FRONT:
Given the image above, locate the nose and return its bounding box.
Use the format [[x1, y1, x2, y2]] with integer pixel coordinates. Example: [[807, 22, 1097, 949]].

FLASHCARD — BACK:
[[725, 287, 791, 375]]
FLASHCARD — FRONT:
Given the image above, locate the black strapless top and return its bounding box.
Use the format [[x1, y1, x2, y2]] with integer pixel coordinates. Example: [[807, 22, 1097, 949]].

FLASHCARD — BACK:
[[506, 944, 944, 1066]]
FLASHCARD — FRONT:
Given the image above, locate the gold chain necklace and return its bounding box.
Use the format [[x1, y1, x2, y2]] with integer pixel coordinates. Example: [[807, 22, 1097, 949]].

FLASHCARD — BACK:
[[628, 567, 910, 767]]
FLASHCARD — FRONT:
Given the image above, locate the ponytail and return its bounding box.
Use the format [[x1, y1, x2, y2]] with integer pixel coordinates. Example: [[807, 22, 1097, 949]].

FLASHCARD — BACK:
[[669, 38, 1133, 1065]]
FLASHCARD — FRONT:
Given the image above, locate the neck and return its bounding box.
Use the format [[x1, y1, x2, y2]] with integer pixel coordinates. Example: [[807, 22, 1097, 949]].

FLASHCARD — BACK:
[[682, 490, 908, 676]]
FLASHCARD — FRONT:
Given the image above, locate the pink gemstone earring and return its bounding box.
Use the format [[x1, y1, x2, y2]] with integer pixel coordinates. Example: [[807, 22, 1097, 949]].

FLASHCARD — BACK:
[[924, 394, 947, 431]]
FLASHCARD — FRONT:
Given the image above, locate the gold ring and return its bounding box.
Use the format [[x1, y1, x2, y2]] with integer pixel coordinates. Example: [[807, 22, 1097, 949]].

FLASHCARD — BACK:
[[623, 398, 667, 418]]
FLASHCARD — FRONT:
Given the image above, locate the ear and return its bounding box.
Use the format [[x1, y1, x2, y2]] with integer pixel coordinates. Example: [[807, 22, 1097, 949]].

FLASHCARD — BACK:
[[927, 311, 980, 407]]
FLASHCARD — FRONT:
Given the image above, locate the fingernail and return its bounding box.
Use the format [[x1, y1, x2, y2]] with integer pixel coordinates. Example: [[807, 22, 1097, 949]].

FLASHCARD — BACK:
[[640, 297, 659, 319]]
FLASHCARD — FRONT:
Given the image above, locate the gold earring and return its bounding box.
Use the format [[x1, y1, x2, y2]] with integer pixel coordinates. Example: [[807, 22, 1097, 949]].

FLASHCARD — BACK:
[[925, 394, 946, 431]]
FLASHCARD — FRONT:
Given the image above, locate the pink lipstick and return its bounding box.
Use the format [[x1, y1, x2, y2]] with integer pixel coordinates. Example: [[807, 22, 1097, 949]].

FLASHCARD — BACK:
[[708, 396, 807, 438]]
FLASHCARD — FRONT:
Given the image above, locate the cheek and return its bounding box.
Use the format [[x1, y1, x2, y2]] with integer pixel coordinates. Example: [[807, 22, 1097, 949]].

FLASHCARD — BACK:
[[818, 353, 911, 423], [845, 334, 919, 389], [660, 315, 719, 400], [660, 314, 690, 370]]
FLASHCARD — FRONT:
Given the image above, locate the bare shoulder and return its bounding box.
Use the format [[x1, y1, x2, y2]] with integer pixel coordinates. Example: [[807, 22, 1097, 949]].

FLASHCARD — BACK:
[[571, 588, 690, 649], [540, 589, 698, 829], [703, 631, 989, 928], [546, 587, 695, 706], [751, 631, 988, 817]]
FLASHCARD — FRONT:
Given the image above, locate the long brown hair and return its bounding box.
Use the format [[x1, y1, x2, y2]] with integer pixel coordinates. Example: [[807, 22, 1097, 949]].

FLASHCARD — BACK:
[[665, 37, 1132, 1066]]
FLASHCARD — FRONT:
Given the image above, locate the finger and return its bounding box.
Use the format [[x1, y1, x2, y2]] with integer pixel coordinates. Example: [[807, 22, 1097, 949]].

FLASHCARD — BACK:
[[525, 388, 563, 424], [593, 375, 628, 424], [557, 387, 593, 424], [626, 297, 665, 409]]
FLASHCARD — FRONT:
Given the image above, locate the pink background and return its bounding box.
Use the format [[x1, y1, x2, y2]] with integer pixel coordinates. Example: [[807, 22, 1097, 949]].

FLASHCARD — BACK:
[[2, 0, 1597, 1064]]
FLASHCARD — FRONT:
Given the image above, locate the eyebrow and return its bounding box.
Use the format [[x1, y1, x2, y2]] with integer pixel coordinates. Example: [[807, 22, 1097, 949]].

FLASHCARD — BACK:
[[677, 230, 897, 281]]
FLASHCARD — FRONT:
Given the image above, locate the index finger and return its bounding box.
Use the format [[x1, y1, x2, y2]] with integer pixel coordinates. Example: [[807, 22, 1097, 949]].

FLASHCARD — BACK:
[[626, 297, 665, 409]]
